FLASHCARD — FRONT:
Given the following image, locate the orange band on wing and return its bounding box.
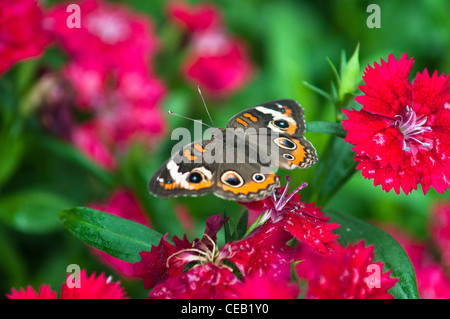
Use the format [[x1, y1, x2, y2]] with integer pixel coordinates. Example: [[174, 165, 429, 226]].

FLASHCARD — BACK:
[[281, 106, 297, 134], [219, 174, 276, 195], [160, 181, 177, 190], [285, 123, 297, 135], [184, 149, 197, 161], [194, 144, 206, 153], [243, 113, 258, 122], [282, 106, 293, 116], [160, 179, 212, 190], [236, 118, 248, 126]]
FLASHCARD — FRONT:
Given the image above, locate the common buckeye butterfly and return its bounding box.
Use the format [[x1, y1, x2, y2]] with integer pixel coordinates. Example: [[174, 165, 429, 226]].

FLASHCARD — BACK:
[[149, 99, 317, 202]]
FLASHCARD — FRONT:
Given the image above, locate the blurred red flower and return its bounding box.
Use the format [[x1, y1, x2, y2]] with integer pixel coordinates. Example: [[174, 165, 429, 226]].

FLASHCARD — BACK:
[[168, 1, 254, 96], [183, 30, 254, 96], [64, 61, 167, 151], [430, 202, 450, 267], [44, 0, 158, 73], [296, 242, 398, 299], [7, 270, 127, 299], [71, 121, 117, 169], [386, 225, 450, 299], [0, 0, 50, 74], [88, 189, 152, 277], [343, 53, 450, 194], [168, 1, 221, 33], [41, 0, 167, 169], [6, 285, 56, 299]]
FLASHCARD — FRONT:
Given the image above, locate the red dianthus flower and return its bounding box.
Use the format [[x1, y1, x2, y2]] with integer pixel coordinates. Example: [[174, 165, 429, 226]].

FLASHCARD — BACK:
[[343, 53, 450, 194], [134, 213, 300, 298], [7, 270, 127, 299], [240, 178, 341, 255], [297, 242, 398, 299]]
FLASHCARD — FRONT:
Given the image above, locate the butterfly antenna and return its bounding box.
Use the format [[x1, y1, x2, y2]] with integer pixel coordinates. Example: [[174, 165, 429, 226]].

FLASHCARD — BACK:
[[167, 111, 212, 128], [197, 85, 215, 127]]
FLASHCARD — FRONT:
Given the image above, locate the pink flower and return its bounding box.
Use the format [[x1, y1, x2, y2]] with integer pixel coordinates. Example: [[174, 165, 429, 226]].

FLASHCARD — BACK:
[[386, 225, 450, 299], [183, 30, 254, 96], [44, 0, 158, 73], [167, 1, 254, 96], [39, 0, 167, 169], [7, 270, 127, 299], [151, 263, 240, 299], [7, 285, 56, 299], [0, 0, 50, 74], [63, 60, 166, 112], [168, 1, 222, 34], [297, 242, 398, 299], [61, 270, 127, 299], [62, 60, 166, 169], [88, 189, 152, 277], [240, 177, 341, 255], [134, 213, 300, 298], [71, 121, 117, 169], [343, 53, 450, 194], [430, 202, 450, 267], [415, 264, 450, 299]]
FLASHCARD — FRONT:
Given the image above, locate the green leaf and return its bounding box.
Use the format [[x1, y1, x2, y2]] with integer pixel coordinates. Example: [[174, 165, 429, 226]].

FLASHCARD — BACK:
[[327, 209, 420, 299], [223, 211, 233, 243], [326, 56, 341, 86], [0, 224, 27, 286], [0, 190, 73, 234], [302, 81, 332, 101], [243, 211, 266, 238], [15, 59, 39, 95], [310, 136, 357, 206], [306, 121, 347, 138], [235, 211, 249, 240], [0, 132, 25, 190], [338, 43, 360, 102], [59, 207, 163, 262]]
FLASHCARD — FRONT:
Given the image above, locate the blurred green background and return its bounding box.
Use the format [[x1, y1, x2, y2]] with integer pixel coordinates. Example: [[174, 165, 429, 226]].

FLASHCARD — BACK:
[[0, 0, 449, 298]]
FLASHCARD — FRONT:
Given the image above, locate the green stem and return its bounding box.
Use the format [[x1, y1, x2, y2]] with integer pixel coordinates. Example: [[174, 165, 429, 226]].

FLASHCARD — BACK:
[[305, 121, 347, 138]]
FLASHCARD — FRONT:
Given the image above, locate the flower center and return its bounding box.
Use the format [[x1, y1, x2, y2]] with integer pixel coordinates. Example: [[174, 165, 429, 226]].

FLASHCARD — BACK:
[[259, 177, 309, 224], [166, 234, 229, 269], [394, 106, 432, 151]]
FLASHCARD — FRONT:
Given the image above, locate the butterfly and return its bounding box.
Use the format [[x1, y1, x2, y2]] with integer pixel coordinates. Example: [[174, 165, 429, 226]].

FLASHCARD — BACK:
[[148, 99, 317, 202]]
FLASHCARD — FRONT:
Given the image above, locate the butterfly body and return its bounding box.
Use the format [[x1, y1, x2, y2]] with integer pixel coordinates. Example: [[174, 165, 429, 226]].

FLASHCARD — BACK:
[[149, 99, 317, 202]]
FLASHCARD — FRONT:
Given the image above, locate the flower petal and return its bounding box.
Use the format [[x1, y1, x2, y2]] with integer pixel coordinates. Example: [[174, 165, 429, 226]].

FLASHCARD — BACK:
[[356, 53, 414, 118], [297, 242, 398, 299], [232, 274, 300, 299], [61, 270, 127, 299], [6, 285, 57, 299], [150, 264, 239, 299], [343, 108, 404, 169], [412, 69, 450, 116]]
